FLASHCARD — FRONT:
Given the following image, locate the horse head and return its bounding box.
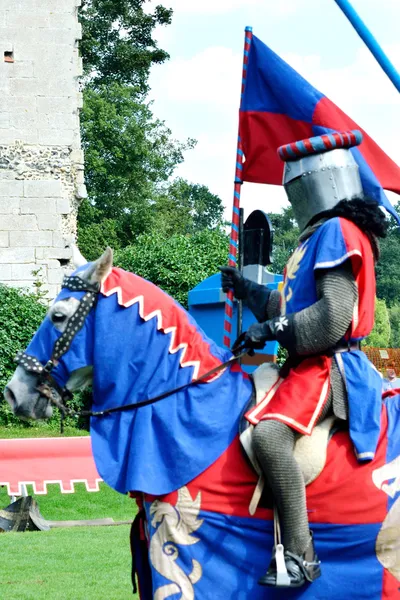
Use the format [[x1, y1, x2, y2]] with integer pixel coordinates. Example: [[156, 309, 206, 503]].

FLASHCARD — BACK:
[[4, 247, 113, 420], [3, 248, 251, 496]]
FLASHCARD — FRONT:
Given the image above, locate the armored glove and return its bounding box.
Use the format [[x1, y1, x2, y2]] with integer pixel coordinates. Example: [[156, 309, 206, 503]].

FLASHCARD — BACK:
[[244, 321, 276, 349], [233, 315, 294, 353], [219, 266, 249, 299]]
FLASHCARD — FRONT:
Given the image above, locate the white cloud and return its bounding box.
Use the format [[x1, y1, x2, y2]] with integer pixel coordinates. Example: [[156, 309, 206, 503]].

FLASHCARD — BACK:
[[149, 28, 400, 222], [150, 0, 300, 16], [152, 46, 242, 109]]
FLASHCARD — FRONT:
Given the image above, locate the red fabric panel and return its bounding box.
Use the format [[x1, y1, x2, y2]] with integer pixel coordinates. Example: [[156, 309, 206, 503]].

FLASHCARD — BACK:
[[144, 404, 390, 527], [246, 356, 332, 435], [145, 436, 273, 520], [313, 97, 400, 194], [239, 111, 313, 184], [382, 568, 400, 599], [306, 405, 389, 525], [0, 436, 101, 495], [101, 268, 223, 380], [339, 218, 376, 339]]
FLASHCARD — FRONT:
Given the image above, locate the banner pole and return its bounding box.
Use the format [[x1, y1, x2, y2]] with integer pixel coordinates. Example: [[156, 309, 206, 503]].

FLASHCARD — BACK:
[[236, 207, 244, 350], [333, 0, 400, 93], [223, 26, 253, 349]]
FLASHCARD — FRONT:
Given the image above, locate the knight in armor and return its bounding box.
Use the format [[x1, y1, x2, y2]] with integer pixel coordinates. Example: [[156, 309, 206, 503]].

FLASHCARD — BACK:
[[220, 130, 387, 588]]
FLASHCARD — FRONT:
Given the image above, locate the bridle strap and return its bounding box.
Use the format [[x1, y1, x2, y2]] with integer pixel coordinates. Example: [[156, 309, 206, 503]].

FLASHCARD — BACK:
[[52, 290, 97, 362], [15, 276, 100, 415], [80, 350, 248, 418]]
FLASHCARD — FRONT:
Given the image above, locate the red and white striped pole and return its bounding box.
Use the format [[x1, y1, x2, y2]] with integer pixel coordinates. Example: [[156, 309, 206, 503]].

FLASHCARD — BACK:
[[223, 26, 253, 349]]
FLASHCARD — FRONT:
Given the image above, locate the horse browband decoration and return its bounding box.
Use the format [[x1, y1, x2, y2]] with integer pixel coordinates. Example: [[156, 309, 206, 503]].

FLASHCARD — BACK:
[[15, 276, 248, 419]]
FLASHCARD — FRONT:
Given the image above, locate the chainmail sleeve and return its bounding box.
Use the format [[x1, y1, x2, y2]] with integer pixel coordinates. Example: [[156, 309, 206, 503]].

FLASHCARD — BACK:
[[293, 261, 357, 355]]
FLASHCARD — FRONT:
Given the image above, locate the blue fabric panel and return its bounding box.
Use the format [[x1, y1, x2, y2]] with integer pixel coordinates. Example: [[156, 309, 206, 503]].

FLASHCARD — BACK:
[[241, 36, 323, 120], [145, 505, 384, 600]]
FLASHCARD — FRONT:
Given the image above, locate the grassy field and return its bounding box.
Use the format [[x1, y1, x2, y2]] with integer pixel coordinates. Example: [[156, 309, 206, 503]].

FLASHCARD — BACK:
[[0, 426, 140, 599], [0, 424, 89, 438]]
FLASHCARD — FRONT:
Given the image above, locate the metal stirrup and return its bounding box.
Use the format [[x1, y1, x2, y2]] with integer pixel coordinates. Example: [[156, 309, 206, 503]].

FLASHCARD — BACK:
[[273, 506, 291, 586]]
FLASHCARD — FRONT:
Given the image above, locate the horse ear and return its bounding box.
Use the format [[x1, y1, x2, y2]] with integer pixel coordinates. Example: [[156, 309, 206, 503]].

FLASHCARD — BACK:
[[71, 244, 88, 268], [79, 247, 113, 285]]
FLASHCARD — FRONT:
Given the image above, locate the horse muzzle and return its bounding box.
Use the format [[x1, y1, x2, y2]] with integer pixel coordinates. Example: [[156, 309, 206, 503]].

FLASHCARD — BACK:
[[4, 383, 53, 420]]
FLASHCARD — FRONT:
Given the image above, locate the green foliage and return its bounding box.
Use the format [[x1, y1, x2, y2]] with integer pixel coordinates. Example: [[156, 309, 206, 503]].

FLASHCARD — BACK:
[[78, 83, 196, 254], [365, 298, 391, 348], [376, 223, 400, 307], [152, 178, 225, 237], [0, 285, 47, 425], [389, 303, 400, 348], [79, 0, 172, 90], [115, 229, 229, 308], [77, 3, 225, 256], [267, 206, 299, 274]]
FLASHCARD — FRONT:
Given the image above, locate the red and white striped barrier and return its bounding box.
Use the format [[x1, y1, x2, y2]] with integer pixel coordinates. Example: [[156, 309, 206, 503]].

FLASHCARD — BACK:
[[0, 436, 102, 496]]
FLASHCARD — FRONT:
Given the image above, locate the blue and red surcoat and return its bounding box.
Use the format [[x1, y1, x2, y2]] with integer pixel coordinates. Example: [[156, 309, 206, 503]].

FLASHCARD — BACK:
[[246, 217, 383, 460]]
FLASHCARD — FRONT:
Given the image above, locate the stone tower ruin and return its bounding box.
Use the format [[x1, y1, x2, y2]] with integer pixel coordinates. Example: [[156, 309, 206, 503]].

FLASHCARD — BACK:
[[0, 0, 85, 299]]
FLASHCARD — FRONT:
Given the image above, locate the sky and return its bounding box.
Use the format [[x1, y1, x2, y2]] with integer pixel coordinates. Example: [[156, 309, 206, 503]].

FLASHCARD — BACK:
[[147, 0, 400, 221]]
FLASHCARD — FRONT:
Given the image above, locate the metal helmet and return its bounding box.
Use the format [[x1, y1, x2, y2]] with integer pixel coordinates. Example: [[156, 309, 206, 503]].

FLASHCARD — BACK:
[[278, 131, 364, 231]]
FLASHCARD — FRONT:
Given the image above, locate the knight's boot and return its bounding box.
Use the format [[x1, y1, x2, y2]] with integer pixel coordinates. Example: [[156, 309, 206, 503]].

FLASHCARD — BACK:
[[258, 533, 321, 588]]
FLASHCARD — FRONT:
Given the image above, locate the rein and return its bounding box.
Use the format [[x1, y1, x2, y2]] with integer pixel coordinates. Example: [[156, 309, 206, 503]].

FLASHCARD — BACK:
[[15, 275, 250, 420]]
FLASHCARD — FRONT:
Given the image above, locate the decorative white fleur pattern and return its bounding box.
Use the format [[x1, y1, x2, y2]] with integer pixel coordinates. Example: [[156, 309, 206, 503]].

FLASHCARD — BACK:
[[274, 316, 289, 332], [150, 487, 204, 599], [281, 242, 308, 315]]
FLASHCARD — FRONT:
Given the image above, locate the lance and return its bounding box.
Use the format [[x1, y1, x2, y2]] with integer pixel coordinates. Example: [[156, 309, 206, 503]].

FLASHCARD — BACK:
[[334, 0, 400, 93]]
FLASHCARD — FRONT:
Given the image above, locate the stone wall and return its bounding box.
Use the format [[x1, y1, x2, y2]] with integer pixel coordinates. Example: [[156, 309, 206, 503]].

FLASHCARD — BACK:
[[0, 0, 85, 299]]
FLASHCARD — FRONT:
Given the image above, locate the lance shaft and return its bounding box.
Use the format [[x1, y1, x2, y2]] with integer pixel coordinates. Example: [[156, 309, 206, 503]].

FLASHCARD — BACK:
[[334, 0, 400, 93]]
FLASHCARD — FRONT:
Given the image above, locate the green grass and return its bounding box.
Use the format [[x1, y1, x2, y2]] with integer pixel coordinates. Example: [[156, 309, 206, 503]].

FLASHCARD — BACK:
[[1, 425, 140, 599], [0, 482, 136, 522], [0, 425, 89, 438], [0, 526, 137, 599]]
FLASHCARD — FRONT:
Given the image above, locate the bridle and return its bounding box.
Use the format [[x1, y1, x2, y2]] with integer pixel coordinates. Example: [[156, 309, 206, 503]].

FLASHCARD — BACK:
[[15, 275, 99, 418], [15, 275, 250, 421]]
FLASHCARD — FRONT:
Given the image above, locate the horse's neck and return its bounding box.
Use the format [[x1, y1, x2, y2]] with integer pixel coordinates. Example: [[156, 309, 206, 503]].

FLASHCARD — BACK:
[[93, 270, 231, 408]]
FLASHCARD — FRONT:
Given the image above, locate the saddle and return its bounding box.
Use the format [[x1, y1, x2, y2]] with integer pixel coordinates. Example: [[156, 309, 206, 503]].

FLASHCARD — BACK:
[[240, 363, 338, 515]]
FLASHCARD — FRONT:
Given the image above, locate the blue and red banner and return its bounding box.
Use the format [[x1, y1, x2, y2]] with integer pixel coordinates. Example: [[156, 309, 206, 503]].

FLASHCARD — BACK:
[[239, 35, 400, 222]]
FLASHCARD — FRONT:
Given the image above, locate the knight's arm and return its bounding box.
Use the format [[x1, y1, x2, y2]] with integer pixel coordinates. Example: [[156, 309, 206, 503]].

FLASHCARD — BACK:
[[255, 261, 357, 355], [219, 266, 281, 322], [242, 281, 281, 322]]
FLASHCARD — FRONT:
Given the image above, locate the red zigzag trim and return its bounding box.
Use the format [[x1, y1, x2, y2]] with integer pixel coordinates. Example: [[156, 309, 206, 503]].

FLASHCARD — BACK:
[[101, 268, 224, 381]]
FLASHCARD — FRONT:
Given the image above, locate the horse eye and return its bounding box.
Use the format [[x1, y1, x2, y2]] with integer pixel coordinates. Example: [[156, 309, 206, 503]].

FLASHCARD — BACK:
[[52, 312, 67, 323]]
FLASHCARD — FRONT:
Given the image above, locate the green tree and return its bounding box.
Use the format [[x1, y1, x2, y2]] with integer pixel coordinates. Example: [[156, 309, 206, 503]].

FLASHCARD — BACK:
[[114, 229, 229, 308], [77, 4, 225, 254], [376, 220, 400, 307], [151, 178, 225, 237], [365, 298, 391, 348], [267, 206, 299, 274], [79, 0, 172, 90], [78, 84, 193, 254], [389, 303, 400, 348]]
